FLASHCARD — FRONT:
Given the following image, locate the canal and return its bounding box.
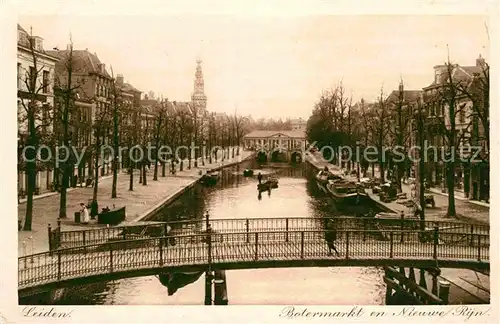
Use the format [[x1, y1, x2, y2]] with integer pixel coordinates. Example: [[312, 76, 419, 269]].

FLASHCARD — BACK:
[[53, 160, 485, 305], [55, 160, 385, 305]]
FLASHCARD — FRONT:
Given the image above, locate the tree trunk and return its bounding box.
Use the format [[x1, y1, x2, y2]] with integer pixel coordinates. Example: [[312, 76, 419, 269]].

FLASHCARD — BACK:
[[129, 162, 134, 191], [446, 162, 456, 217], [23, 129, 37, 231], [111, 103, 119, 198], [91, 133, 100, 217], [142, 163, 147, 185]]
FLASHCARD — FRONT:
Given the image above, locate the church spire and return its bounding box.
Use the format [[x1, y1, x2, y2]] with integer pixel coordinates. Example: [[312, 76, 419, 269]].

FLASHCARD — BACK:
[[192, 59, 207, 110]]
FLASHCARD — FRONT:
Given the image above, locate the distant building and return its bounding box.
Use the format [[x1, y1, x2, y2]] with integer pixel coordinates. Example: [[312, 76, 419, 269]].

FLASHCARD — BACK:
[[191, 59, 207, 112], [244, 129, 306, 151], [290, 118, 307, 130]]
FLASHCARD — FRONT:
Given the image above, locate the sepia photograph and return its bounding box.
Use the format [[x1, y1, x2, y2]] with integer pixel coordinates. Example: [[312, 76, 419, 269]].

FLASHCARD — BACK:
[[6, 1, 494, 320]]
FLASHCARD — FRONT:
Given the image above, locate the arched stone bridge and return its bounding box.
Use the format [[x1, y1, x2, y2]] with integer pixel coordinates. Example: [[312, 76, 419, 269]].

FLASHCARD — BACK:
[[19, 217, 489, 298]]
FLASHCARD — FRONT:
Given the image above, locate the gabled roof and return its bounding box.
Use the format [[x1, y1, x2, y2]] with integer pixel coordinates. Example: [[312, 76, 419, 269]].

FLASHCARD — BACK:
[[46, 49, 112, 78], [17, 24, 28, 33], [244, 129, 306, 139], [386, 90, 422, 104]]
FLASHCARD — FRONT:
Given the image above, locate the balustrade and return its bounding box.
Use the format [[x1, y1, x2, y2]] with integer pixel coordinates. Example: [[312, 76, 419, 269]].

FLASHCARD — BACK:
[[20, 221, 489, 297]]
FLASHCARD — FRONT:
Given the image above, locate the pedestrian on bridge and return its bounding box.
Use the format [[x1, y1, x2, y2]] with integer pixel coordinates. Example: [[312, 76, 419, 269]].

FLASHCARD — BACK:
[[325, 221, 340, 257]]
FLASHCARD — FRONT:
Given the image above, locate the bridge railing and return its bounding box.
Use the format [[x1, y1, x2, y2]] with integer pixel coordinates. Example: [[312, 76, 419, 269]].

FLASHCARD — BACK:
[[21, 227, 489, 291], [50, 217, 489, 251]]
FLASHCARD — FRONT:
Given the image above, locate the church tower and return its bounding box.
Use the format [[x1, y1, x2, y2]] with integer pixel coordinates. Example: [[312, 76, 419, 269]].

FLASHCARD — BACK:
[[191, 59, 207, 111]]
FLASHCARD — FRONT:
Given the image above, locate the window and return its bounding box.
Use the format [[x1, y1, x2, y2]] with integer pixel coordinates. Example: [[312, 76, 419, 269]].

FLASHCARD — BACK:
[[42, 71, 49, 93], [459, 106, 466, 124]]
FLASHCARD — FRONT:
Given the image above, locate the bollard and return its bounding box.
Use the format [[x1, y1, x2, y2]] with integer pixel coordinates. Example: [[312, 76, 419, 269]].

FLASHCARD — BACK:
[[438, 280, 450, 304]]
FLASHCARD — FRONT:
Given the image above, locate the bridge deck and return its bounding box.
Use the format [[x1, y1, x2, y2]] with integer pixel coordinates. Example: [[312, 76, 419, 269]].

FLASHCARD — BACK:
[[19, 229, 489, 296]]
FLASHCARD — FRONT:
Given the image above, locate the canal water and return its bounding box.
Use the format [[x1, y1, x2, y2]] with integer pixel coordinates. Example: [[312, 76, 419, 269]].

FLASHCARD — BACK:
[[55, 160, 386, 305], [52, 160, 485, 305]]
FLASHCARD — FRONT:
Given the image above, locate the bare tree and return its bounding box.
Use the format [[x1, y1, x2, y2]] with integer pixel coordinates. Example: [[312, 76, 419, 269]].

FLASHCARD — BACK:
[[373, 88, 391, 182], [153, 100, 168, 181], [432, 59, 473, 217], [109, 67, 121, 198]]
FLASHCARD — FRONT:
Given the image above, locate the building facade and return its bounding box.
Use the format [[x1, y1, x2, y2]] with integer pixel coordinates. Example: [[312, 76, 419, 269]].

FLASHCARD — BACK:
[[47, 47, 113, 186], [17, 24, 59, 196], [243, 130, 307, 162], [422, 56, 489, 201]]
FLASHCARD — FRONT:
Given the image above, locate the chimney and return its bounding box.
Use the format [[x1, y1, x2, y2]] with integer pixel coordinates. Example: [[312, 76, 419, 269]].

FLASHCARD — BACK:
[[116, 74, 124, 86], [101, 63, 106, 73], [67, 43, 72, 50]]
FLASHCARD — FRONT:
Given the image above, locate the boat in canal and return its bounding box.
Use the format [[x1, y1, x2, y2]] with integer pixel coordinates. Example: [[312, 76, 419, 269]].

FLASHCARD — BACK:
[[243, 169, 254, 177], [257, 177, 279, 191], [201, 170, 220, 186], [325, 179, 371, 205], [315, 170, 343, 193]]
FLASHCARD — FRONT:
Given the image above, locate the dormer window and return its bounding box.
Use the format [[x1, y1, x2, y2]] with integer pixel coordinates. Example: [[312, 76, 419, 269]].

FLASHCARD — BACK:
[[435, 70, 441, 84]]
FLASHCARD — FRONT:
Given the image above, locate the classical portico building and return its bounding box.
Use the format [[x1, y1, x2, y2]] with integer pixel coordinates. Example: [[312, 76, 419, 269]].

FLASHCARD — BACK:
[[243, 130, 307, 162]]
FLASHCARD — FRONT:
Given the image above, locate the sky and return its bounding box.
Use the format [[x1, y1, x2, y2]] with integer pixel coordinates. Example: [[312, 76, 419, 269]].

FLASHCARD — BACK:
[[17, 14, 489, 119]]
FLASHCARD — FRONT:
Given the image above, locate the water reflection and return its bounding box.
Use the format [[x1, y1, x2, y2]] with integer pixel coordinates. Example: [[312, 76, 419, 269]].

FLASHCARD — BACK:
[[54, 160, 386, 305]]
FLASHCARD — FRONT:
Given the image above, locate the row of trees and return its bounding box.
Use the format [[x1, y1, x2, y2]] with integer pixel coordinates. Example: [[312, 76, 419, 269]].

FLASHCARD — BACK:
[[18, 33, 250, 231], [306, 56, 489, 219]]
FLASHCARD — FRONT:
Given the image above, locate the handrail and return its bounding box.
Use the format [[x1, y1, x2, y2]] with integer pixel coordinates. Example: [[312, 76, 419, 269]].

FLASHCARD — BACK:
[[51, 217, 490, 252], [19, 228, 489, 296]]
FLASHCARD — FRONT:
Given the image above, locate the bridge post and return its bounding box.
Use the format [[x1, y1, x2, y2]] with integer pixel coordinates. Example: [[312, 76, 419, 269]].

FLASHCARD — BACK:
[[47, 224, 52, 251], [345, 231, 349, 260], [477, 235, 481, 261], [109, 243, 114, 273], [470, 224, 474, 245], [362, 218, 367, 241], [300, 231, 304, 259], [409, 268, 416, 286], [159, 238, 164, 266], [57, 249, 61, 280], [245, 219, 249, 243], [419, 269, 427, 289], [384, 268, 393, 304], [285, 218, 289, 242], [438, 280, 450, 305], [433, 224, 439, 260], [254, 233, 259, 260], [400, 211, 405, 243], [389, 232, 394, 258], [205, 271, 213, 305]]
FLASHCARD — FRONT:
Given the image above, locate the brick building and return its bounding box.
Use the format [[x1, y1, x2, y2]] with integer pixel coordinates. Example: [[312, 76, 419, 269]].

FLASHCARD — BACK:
[[422, 55, 489, 201]]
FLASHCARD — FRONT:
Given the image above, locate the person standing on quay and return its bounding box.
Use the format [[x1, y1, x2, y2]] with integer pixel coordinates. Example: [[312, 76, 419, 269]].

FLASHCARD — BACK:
[[80, 203, 90, 224], [325, 220, 340, 256]]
